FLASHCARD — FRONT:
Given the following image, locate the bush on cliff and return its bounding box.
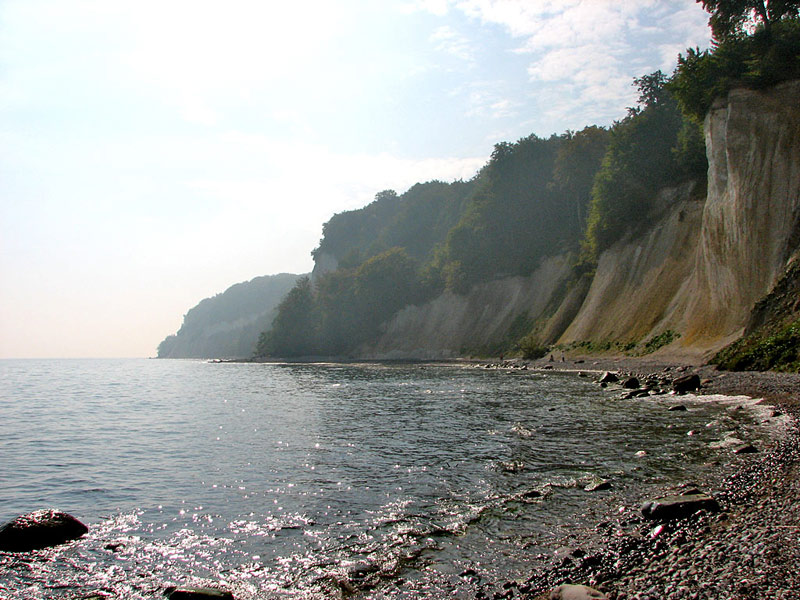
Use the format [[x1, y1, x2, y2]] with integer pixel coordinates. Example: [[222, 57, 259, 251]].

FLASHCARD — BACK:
[[583, 71, 705, 259]]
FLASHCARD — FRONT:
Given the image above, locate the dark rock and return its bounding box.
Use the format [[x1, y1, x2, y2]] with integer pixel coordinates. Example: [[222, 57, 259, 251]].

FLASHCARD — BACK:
[[621, 376, 640, 389], [584, 480, 612, 492], [104, 542, 125, 552], [668, 404, 688, 411], [640, 493, 720, 520], [672, 373, 701, 394], [598, 371, 619, 384], [549, 584, 608, 599], [733, 443, 758, 454], [164, 587, 235, 600], [0, 510, 88, 552]]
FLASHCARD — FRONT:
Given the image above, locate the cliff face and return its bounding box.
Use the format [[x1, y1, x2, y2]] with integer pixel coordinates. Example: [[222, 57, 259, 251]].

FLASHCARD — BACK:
[[561, 81, 800, 358], [364, 254, 572, 359], [560, 80, 800, 358], [676, 80, 800, 352], [360, 80, 800, 360], [558, 183, 704, 346]]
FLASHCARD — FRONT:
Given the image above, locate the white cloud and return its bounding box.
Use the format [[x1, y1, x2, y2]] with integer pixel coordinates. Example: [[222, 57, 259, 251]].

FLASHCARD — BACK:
[[448, 0, 711, 132], [431, 25, 474, 61]]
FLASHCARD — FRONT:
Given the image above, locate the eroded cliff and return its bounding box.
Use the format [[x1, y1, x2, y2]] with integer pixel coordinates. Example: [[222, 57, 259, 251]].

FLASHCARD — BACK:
[[564, 80, 800, 359], [360, 80, 800, 360]]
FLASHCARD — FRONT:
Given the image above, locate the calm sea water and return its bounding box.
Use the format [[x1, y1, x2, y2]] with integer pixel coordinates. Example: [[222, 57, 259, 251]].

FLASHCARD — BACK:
[[0, 359, 768, 598]]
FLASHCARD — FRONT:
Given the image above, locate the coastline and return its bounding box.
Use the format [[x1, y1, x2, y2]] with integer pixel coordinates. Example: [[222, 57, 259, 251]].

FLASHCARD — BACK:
[[475, 356, 800, 600]]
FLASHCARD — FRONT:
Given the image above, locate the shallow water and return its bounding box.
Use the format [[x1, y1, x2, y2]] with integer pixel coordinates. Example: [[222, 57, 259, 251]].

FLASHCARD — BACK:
[[0, 359, 769, 598]]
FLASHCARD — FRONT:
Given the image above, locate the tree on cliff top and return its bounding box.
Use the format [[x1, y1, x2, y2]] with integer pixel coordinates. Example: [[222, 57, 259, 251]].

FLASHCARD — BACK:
[[699, 0, 800, 39]]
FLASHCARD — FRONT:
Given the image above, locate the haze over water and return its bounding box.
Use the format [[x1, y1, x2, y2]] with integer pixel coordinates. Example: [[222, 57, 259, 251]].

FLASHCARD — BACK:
[[0, 359, 767, 598]]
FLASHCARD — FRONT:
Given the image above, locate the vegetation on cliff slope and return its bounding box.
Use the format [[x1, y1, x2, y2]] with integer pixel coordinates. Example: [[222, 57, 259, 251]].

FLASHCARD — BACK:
[[256, 2, 800, 360], [259, 129, 610, 357], [713, 261, 800, 371]]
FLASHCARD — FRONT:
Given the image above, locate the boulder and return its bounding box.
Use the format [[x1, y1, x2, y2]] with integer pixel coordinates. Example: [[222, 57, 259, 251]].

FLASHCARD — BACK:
[[597, 371, 618, 384], [733, 443, 758, 454], [583, 480, 611, 492], [672, 373, 701, 394], [668, 404, 688, 411], [641, 493, 720, 520], [0, 510, 88, 552], [164, 587, 235, 600], [621, 376, 640, 389], [550, 584, 608, 599]]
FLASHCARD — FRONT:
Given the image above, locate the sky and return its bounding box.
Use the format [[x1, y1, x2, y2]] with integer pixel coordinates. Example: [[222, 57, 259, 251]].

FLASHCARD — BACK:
[[0, 0, 712, 358]]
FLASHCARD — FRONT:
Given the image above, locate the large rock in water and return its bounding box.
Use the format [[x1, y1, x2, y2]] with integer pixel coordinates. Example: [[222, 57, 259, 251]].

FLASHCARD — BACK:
[[597, 371, 618, 384], [164, 587, 235, 600], [550, 584, 608, 599], [672, 373, 701, 394], [0, 510, 88, 551], [640, 493, 720, 521]]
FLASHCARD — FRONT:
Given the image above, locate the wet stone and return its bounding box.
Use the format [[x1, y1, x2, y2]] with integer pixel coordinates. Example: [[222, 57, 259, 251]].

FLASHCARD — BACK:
[[164, 586, 235, 600], [598, 372, 619, 384], [641, 494, 720, 521], [0, 510, 88, 552], [549, 583, 608, 599]]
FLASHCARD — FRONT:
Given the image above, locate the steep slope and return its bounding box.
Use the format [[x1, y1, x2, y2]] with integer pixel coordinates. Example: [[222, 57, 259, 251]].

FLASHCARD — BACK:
[[558, 183, 704, 347], [364, 254, 572, 359], [158, 273, 303, 359], [675, 80, 800, 352], [364, 80, 800, 361], [560, 80, 800, 359]]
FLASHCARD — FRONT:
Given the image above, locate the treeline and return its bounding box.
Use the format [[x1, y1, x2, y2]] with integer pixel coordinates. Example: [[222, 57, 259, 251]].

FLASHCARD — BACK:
[[258, 6, 800, 358]]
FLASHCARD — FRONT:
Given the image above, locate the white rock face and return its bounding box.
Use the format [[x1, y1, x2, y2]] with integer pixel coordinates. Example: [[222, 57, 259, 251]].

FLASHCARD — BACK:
[[362, 254, 572, 359], [678, 80, 800, 351], [560, 80, 800, 359]]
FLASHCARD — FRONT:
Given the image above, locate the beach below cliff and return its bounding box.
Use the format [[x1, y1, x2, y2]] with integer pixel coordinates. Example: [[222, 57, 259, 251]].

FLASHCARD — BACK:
[[478, 357, 800, 600]]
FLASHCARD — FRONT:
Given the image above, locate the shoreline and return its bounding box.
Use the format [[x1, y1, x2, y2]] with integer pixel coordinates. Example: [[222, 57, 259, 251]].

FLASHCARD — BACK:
[[238, 354, 800, 598], [473, 356, 800, 599]]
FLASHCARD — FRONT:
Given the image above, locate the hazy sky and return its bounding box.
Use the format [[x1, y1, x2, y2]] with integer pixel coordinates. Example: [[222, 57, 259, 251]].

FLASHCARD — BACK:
[[0, 0, 711, 358]]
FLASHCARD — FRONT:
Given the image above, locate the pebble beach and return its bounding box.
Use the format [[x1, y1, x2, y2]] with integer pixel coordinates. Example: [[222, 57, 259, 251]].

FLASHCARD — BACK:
[[480, 358, 800, 600]]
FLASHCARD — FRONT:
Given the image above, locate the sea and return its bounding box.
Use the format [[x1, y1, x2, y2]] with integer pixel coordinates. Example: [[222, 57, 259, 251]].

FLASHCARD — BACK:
[[0, 358, 774, 599]]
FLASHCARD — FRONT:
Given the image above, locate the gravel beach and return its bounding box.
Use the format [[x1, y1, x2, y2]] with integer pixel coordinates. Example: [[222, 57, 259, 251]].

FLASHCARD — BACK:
[[475, 357, 800, 600]]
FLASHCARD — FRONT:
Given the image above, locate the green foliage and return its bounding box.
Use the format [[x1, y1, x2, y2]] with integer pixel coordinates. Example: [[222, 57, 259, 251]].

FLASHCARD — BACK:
[[713, 318, 800, 371], [439, 129, 609, 291], [670, 19, 800, 120], [158, 273, 302, 359], [257, 277, 318, 357], [312, 181, 476, 268], [260, 249, 426, 357], [584, 72, 698, 258], [641, 330, 681, 354], [698, 0, 800, 40], [518, 334, 549, 360]]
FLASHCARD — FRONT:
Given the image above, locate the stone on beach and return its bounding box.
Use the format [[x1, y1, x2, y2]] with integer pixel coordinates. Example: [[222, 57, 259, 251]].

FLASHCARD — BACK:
[[549, 583, 608, 599], [640, 493, 720, 520], [583, 480, 611, 492], [0, 510, 88, 552], [621, 376, 640, 389], [672, 373, 701, 394], [597, 371, 618, 384], [164, 586, 235, 600]]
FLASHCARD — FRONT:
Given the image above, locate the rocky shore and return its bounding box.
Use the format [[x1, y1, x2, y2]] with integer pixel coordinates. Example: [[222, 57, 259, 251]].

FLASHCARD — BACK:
[[476, 357, 800, 600]]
